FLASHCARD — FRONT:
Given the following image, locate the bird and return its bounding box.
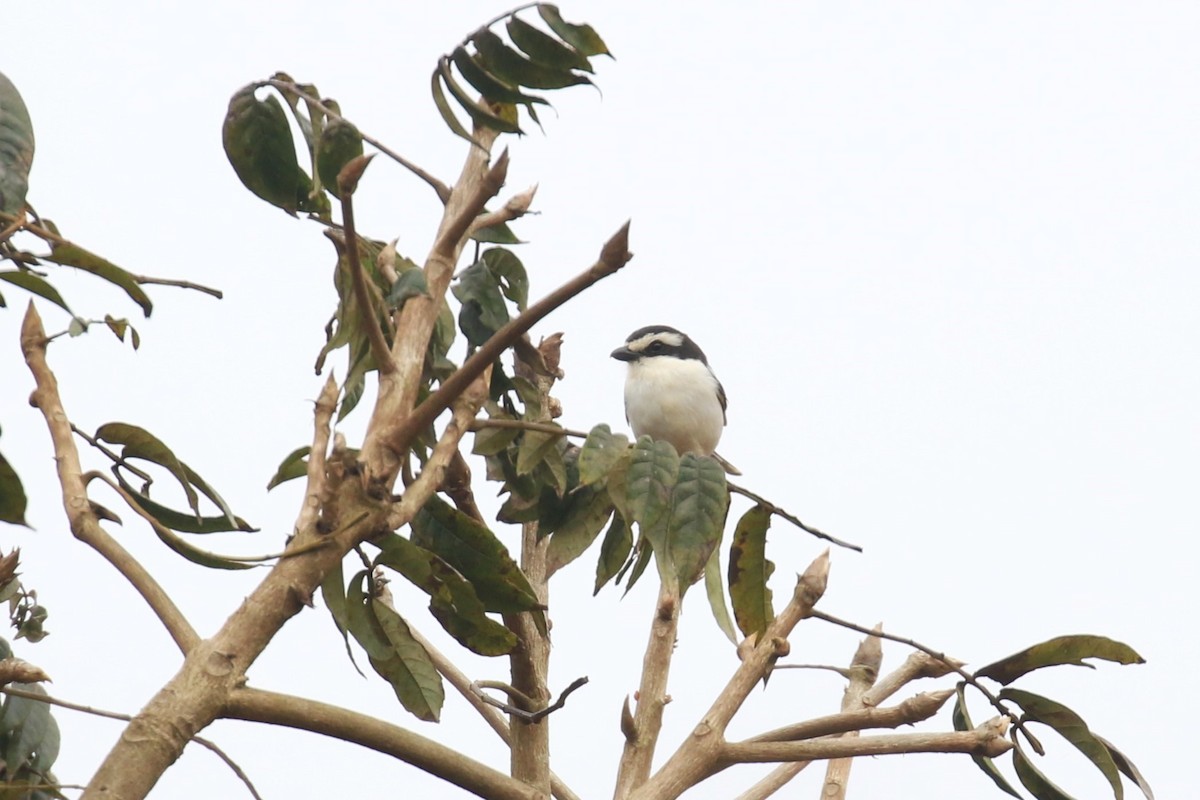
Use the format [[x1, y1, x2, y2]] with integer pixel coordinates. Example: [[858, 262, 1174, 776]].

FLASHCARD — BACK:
[[611, 325, 741, 474]]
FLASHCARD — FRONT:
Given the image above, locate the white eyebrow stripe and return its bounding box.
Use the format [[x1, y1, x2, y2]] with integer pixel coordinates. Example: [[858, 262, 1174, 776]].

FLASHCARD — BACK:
[[628, 331, 685, 351]]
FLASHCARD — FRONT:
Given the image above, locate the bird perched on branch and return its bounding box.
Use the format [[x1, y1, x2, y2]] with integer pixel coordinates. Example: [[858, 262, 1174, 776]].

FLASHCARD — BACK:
[[611, 325, 741, 475]]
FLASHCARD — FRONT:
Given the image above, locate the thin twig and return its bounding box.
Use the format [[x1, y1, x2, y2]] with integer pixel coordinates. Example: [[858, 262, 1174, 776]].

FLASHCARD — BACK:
[[0, 686, 262, 800], [472, 677, 589, 724], [71, 424, 154, 485], [728, 482, 862, 552], [808, 609, 1044, 756], [133, 275, 224, 299], [263, 79, 451, 202], [468, 418, 589, 438], [0, 212, 223, 298], [405, 624, 583, 800]]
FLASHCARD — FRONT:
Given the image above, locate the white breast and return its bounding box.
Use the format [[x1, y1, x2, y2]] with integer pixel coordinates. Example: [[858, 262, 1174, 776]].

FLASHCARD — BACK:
[[623, 357, 725, 456]]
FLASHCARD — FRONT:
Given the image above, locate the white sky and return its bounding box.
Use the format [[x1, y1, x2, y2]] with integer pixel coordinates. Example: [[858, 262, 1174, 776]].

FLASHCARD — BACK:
[[2, 2, 1197, 798]]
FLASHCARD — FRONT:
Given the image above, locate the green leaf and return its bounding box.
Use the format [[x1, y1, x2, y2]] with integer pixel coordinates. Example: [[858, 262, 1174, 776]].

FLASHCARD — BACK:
[[0, 71, 35, 214], [593, 513, 632, 594], [452, 258, 510, 346], [0, 683, 57, 775], [266, 446, 311, 491], [319, 557, 364, 676], [507, 16, 592, 72], [622, 537, 653, 594], [471, 30, 593, 91], [482, 247, 529, 311], [451, 46, 549, 109], [626, 436, 679, 534], [222, 84, 313, 215], [41, 242, 152, 317], [411, 496, 543, 617], [666, 454, 729, 590], [728, 505, 774, 639], [385, 267, 429, 310], [150, 524, 256, 570], [0, 446, 28, 526], [472, 426, 520, 458], [437, 60, 523, 135], [1094, 735, 1155, 800], [95, 422, 199, 514], [0, 271, 71, 315], [1013, 739, 1078, 800], [516, 429, 559, 476], [370, 598, 445, 721], [316, 117, 364, 194], [471, 220, 523, 245], [1001, 688, 1123, 799], [536, 4, 612, 58], [116, 474, 255, 534], [104, 315, 141, 349], [578, 424, 630, 485], [977, 635, 1146, 685], [345, 571, 444, 721], [546, 487, 614, 575], [704, 546, 738, 645], [952, 684, 1022, 798], [374, 533, 515, 656], [430, 68, 478, 147]]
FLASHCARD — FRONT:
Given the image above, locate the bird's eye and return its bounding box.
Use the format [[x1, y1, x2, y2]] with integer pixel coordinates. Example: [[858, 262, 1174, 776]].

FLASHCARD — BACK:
[[646, 341, 664, 354]]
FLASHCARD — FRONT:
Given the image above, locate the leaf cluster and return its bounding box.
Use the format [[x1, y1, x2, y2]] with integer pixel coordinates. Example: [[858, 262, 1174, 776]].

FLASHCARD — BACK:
[[951, 635, 1152, 800], [432, 4, 611, 145]]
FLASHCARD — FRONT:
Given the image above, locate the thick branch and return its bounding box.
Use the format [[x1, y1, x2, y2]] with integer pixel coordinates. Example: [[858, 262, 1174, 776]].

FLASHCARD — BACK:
[[226, 687, 538, 800], [20, 303, 199, 655], [79, 365, 487, 799], [822, 626, 882, 800], [721, 721, 1013, 765], [628, 551, 830, 800], [747, 690, 953, 744], [612, 582, 682, 800], [293, 375, 339, 537]]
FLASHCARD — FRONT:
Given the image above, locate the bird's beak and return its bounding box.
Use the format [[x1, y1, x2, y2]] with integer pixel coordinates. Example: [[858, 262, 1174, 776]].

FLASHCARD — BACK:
[[611, 346, 637, 362]]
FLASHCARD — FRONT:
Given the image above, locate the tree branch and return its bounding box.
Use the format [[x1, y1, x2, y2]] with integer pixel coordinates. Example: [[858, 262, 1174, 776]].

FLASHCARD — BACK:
[[628, 551, 830, 800], [0, 686, 261, 800], [613, 581, 682, 800], [809, 609, 1043, 754], [746, 689, 954, 743], [389, 222, 633, 462], [727, 482, 862, 552], [20, 303, 200, 656], [292, 375, 339, 538], [821, 626, 882, 800], [406, 624, 583, 800], [225, 687, 539, 800], [721, 721, 1013, 766]]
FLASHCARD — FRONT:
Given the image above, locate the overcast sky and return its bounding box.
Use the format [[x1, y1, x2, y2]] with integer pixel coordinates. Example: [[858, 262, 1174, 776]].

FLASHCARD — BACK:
[[3, 2, 1197, 798]]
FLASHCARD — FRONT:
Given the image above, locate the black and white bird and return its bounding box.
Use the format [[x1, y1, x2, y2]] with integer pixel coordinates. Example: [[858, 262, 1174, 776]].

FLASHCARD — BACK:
[[611, 325, 741, 474]]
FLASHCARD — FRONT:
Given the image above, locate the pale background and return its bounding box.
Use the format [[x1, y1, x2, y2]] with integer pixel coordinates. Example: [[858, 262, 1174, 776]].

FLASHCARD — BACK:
[[2, 2, 1196, 798]]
